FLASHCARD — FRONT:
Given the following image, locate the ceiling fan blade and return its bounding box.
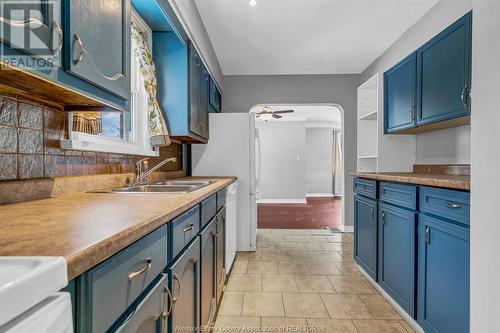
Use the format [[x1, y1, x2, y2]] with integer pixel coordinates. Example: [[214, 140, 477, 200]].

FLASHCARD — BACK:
[[272, 114, 282, 119], [273, 110, 294, 114]]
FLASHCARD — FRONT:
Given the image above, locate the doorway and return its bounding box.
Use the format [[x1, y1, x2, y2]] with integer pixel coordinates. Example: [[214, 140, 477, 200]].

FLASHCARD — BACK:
[[250, 104, 343, 230]]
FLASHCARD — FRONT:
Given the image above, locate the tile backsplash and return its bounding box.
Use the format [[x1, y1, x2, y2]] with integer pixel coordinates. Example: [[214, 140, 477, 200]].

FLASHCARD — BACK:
[[0, 95, 183, 181]]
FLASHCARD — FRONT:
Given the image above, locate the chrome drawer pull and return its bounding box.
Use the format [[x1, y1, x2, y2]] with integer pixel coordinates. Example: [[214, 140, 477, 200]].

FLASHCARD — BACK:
[[183, 223, 194, 232], [128, 257, 152, 280], [444, 202, 461, 209]]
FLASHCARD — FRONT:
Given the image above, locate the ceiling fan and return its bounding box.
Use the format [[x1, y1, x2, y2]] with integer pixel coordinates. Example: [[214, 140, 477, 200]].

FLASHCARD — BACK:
[[256, 106, 294, 120]]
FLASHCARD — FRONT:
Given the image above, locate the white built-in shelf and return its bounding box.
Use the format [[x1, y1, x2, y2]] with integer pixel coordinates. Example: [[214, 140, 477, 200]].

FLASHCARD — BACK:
[[357, 155, 378, 159], [358, 110, 378, 121]]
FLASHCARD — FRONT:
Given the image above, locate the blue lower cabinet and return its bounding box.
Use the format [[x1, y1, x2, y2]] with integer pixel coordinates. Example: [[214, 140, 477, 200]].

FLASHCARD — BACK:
[[378, 203, 416, 317], [168, 237, 201, 333], [354, 195, 377, 280], [112, 274, 170, 333], [199, 219, 217, 330], [418, 214, 470, 333], [215, 208, 226, 302]]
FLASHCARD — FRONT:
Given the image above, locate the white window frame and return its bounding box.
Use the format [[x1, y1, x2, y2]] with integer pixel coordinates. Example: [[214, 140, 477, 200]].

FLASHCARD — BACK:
[[60, 9, 159, 157]]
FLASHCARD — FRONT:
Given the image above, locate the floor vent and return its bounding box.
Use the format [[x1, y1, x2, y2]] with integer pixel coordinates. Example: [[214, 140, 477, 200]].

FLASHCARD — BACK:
[[326, 227, 343, 233]]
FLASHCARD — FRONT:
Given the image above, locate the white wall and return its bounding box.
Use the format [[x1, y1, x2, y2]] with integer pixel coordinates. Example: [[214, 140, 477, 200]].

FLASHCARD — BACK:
[[360, 0, 473, 166], [256, 120, 306, 201], [470, 0, 500, 331], [306, 128, 334, 194], [416, 125, 471, 163], [169, 0, 224, 90], [222, 74, 359, 228]]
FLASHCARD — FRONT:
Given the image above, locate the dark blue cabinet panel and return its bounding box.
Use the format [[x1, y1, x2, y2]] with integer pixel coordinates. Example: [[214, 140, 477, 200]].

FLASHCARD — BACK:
[[209, 77, 221, 113], [354, 195, 377, 280], [199, 219, 216, 330], [417, 12, 472, 126], [418, 214, 470, 333], [168, 237, 200, 333], [420, 186, 470, 226], [379, 182, 417, 210], [63, 0, 131, 99], [353, 178, 377, 199], [384, 53, 417, 133], [378, 203, 416, 317]]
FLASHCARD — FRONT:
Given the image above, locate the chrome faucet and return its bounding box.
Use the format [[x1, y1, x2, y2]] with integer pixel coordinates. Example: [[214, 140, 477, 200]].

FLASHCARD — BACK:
[[132, 157, 177, 185]]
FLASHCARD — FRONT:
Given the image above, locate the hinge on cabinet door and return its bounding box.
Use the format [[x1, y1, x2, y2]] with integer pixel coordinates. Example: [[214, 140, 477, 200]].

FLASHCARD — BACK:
[[424, 226, 430, 244], [410, 106, 416, 122]]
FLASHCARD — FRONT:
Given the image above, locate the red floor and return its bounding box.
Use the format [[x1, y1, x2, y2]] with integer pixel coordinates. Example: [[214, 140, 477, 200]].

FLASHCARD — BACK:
[[257, 197, 342, 229]]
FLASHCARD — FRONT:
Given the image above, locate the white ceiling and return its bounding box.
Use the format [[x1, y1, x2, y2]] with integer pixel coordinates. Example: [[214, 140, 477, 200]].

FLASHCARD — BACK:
[[252, 105, 341, 127], [194, 0, 439, 75]]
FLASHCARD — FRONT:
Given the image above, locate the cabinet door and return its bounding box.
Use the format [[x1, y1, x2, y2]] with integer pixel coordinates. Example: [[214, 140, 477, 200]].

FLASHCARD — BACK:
[[354, 195, 377, 280], [378, 203, 416, 317], [384, 52, 417, 133], [168, 238, 200, 333], [215, 208, 226, 302], [0, 0, 62, 66], [63, 0, 130, 99], [188, 43, 202, 136], [418, 214, 469, 333], [113, 274, 170, 333], [200, 64, 210, 139], [200, 219, 217, 330], [416, 12, 472, 126]]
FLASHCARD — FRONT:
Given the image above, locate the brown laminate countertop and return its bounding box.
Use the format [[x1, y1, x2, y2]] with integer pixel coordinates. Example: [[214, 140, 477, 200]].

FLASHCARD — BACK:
[[351, 172, 470, 191], [0, 176, 236, 279]]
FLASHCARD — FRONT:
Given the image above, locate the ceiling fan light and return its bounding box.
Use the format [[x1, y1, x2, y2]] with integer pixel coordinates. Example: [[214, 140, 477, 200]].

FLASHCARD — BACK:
[[260, 113, 272, 120]]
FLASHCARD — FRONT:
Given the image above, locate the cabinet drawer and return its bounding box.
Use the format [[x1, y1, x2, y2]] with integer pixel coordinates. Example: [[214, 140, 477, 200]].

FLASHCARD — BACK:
[[380, 182, 417, 210], [217, 187, 228, 212], [201, 195, 217, 229], [353, 178, 377, 199], [84, 225, 168, 333], [112, 274, 170, 333], [420, 186, 470, 225], [171, 206, 200, 260]]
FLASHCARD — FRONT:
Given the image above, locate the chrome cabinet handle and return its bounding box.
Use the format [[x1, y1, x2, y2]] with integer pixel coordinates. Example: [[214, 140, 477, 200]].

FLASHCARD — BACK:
[[381, 211, 386, 224], [410, 106, 416, 121], [424, 226, 430, 244], [444, 202, 461, 209], [370, 207, 374, 220], [461, 85, 469, 108], [172, 274, 181, 303], [161, 285, 174, 319], [73, 33, 84, 65], [128, 257, 152, 280], [183, 223, 194, 232], [52, 21, 63, 57]]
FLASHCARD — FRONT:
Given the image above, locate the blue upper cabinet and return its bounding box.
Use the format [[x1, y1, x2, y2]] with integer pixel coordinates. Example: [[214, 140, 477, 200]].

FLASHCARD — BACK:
[[416, 12, 472, 127], [384, 11, 472, 134], [0, 1, 62, 66], [63, 0, 131, 100], [384, 53, 417, 133], [354, 194, 378, 280], [418, 214, 470, 333], [209, 77, 222, 113]]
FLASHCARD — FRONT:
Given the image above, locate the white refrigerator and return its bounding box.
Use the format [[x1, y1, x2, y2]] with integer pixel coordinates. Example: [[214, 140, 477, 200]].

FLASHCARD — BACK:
[[192, 113, 258, 252]]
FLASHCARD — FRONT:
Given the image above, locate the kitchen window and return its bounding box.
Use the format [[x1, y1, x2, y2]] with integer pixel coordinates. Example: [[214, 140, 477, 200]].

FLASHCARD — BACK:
[[61, 9, 159, 157]]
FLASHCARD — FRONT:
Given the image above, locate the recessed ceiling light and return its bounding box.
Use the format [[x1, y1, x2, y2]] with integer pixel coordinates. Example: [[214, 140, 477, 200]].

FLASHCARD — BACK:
[[249, 0, 257, 6]]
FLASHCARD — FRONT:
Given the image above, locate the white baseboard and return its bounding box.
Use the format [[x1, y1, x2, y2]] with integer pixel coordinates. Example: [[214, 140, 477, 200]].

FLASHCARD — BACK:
[[338, 225, 354, 233], [358, 266, 425, 333], [257, 199, 307, 204], [306, 193, 334, 197]]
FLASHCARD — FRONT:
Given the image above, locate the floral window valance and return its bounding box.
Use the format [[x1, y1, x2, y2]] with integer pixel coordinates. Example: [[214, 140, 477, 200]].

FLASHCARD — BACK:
[[131, 21, 171, 147]]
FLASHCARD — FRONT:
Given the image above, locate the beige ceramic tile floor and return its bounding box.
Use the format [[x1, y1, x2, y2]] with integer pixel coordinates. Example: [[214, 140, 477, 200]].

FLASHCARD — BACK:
[[214, 228, 414, 333]]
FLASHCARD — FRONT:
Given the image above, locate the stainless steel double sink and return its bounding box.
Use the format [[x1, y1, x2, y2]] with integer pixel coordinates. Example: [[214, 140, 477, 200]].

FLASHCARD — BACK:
[[89, 180, 214, 194]]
